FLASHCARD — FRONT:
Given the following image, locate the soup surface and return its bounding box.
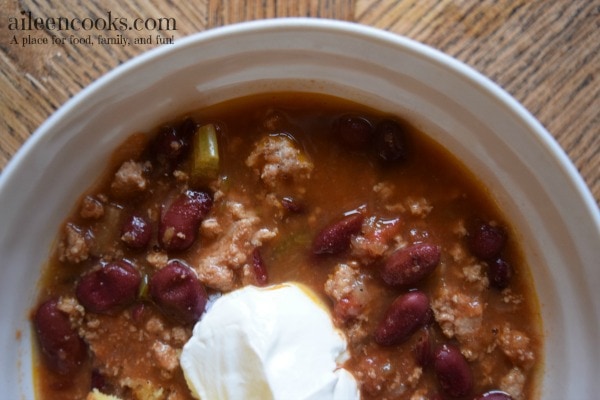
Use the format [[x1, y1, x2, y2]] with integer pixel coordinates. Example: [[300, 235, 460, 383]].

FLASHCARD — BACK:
[[32, 93, 542, 400]]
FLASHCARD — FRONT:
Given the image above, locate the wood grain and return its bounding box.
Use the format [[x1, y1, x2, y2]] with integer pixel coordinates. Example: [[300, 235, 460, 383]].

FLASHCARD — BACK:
[[1, 0, 598, 205], [357, 0, 599, 205]]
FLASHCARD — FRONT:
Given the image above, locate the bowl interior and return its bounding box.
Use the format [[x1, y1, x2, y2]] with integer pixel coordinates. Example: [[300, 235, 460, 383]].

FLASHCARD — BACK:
[[1, 19, 598, 399]]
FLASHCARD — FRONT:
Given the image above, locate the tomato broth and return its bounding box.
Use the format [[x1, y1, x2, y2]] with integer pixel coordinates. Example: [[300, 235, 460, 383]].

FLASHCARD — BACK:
[[32, 93, 542, 400]]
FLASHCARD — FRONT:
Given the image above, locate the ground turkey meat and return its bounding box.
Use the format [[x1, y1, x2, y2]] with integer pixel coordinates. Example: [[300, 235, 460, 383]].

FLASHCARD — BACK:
[[350, 215, 403, 264], [58, 223, 90, 263], [110, 160, 148, 198], [191, 200, 277, 291], [245, 134, 314, 194], [497, 324, 535, 369], [80, 195, 105, 219], [500, 367, 527, 400], [324, 262, 371, 343], [151, 341, 179, 372], [431, 284, 487, 361]]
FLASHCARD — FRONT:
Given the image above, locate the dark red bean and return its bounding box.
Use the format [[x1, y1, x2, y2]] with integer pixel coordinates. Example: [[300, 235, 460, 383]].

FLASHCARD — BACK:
[[489, 258, 512, 289], [251, 248, 269, 286], [413, 328, 434, 367], [91, 369, 107, 391], [423, 307, 435, 326], [474, 391, 513, 400], [33, 299, 87, 375], [374, 291, 430, 346], [121, 214, 152, 249], [312, 213, 364, 255], [469, 222, 507, 260], [159, 190, 212, 251], [179, 117, 200, 141], [281, 196, 304, 213], [334, 115, 374, 149], [380, 243, 441, 286], [434, 344, 473, 398], [152, 124, 190, 166], [131, 303, 146, 323], [375, 119, 408, 162], [76, 260, 141, 314], [154, 126, 183, 160], [149, 260, 207, 324]]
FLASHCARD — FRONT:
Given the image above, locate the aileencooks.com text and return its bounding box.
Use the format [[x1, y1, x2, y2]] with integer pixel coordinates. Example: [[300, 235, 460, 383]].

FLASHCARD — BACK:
[[7, 10, 177, 32]]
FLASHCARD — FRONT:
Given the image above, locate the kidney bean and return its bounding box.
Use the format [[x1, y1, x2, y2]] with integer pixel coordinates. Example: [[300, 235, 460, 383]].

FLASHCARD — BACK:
[[312, 213, 364, 255], [131, 302, 146, 323], [149, 260, 207, 324], [423, 306, 435, 326], [76, 260, 141, 314], [152, 123, 191, 166], [159, 190, 212, 251], [251, 248, 269, 286], [374, 291, 430, 346], [33, 298, 87, 375], [334, 114, 374, 149], [413, 328, 434, 367], [375, 119, 408, 162], [489, 258, 512, 289], [434, 344, 473, 397], [474, 391, 513, 400], [469, 221, 506, 260], [281, 196, 304, 213], [121, 214, 152, 249], [178, 117, 201, 141], [91, 368, 107, 391], [380, 243, 441, 286]]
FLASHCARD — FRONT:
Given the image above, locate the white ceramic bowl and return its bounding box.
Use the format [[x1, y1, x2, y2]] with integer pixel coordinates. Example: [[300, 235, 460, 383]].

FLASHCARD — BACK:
[[1, 19, 598, 399]]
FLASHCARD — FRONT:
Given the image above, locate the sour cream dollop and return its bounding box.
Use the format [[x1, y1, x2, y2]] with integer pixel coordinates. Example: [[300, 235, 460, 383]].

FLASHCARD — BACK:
[[180, 283, 360, 400]]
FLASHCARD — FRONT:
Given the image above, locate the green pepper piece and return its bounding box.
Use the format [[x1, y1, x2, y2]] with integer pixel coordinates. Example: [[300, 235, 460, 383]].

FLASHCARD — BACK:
[[138, 272, 149, 299], [190, 123, 220, 187]]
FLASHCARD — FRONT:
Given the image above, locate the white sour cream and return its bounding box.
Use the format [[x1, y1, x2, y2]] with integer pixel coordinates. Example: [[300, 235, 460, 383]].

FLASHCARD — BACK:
[[180, 283, 360, 400]]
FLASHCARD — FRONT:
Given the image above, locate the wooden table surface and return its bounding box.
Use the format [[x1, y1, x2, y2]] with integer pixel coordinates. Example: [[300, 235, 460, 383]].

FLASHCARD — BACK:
[[1, 0, 598, 205]]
